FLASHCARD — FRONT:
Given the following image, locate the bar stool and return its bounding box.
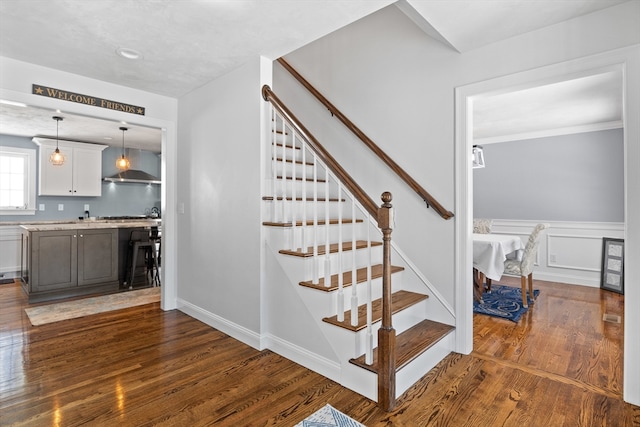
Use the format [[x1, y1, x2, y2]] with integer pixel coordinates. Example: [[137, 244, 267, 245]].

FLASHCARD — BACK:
[[125, 229, 160, 288], [149, 226, 161, 286]]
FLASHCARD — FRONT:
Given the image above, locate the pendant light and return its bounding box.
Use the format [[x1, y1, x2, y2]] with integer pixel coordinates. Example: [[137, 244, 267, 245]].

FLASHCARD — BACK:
[[49, 116, 65, 166], [116, 126, 131, 171]]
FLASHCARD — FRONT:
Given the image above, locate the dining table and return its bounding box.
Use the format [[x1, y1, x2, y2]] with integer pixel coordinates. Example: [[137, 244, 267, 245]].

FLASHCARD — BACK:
[[472, 233, 525, 302]]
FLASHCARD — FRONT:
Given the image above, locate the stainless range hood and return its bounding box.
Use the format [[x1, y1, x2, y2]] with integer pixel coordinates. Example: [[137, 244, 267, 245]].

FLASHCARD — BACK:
[[103, 148, 161, 184], [104, 169, 161, 184]]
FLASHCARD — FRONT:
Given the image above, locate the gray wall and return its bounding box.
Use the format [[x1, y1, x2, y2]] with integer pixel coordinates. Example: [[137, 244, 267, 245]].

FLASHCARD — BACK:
[[0, 134, 161, 222], [473, 128, 624, 222]]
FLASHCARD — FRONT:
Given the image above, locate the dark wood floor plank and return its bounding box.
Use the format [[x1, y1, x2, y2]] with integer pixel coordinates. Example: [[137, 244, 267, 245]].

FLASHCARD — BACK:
[[1, 276, 637, 426]]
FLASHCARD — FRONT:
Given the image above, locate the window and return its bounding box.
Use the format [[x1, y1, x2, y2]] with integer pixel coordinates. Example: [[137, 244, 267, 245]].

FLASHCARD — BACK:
[[0, 147, 36, 215]]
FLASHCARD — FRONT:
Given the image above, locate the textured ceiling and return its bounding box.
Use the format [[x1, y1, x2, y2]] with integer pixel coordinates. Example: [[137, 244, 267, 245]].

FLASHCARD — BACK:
[[0, 0, 628, 151], [473, 69, 623, 143]]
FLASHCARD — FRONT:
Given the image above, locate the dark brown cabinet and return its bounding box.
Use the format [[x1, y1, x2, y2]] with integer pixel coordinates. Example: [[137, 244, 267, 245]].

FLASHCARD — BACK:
[[21, 228, 119, 302]]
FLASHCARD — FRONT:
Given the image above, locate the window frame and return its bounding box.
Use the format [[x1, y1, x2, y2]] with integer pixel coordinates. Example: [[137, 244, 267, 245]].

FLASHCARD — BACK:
[[0, 146, 37, 215]]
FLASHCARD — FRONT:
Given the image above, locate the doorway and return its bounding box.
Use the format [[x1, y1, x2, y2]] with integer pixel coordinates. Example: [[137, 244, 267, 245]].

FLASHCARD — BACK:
[[0, 96, 177, 311], [454, 48, 639, 405]]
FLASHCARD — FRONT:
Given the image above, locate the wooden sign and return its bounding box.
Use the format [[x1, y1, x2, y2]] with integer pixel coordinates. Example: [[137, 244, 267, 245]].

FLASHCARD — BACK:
[[32, 84, 145, 116]]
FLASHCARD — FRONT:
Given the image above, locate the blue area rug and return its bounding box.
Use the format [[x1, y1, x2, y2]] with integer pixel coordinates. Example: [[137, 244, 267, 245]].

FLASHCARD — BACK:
[[295, 404, 365, 427], [473, 284, 540, 322]]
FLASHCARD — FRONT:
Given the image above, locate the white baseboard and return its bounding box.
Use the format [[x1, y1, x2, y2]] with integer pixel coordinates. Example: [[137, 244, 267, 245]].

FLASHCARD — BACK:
[[264, 334, 342, 382], [177, 298, 262, 350], [177, 298, 342, 382]]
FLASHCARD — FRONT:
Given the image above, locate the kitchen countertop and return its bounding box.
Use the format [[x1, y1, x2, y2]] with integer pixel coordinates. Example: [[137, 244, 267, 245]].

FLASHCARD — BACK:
[[18, 219, 161, 232]]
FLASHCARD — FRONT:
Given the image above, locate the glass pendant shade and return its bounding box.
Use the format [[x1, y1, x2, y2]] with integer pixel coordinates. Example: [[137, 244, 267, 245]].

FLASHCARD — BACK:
[[49, 148, 65, 165], [49, 116, 65, 166], [116, 155, 130, 170], [116, 126, 130, 171]]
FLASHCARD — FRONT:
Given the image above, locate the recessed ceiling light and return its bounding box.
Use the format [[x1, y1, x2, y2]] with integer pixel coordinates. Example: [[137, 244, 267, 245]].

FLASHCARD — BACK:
[[116, 47, 142, 60]]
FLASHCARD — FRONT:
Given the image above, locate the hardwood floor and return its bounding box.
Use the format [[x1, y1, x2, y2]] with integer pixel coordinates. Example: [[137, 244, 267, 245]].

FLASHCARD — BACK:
[[1, 277, 638, 426]]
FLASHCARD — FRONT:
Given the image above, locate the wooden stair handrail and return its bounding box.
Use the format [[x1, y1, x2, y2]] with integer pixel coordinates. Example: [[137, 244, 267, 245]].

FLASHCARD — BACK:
[[277, 57, 454, 221], [262, 85, 379, 221]]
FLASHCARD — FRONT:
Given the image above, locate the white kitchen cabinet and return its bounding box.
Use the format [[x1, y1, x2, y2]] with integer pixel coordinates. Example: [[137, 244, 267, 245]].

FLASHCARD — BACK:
[[0, 225, 22, 278], [33, 138, 107, 196]]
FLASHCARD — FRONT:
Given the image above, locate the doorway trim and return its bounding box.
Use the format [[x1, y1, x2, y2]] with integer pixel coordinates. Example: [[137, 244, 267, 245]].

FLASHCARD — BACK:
[[0, 85, 178, 312], [454, 45, 640, 405]]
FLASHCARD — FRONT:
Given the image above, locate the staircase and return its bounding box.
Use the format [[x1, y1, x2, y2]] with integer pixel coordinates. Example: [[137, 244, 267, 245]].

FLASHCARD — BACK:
[[262, 85, 455, 410]]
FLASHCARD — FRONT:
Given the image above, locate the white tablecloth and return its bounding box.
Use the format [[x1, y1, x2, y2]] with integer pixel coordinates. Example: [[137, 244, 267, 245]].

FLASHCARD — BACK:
[[473, 233, 525, 281]]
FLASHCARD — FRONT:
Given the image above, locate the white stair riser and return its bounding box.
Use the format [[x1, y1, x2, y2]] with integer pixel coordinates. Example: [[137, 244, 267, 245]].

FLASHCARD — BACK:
[[266, 179, 335, 199], [270, 158, 323, 176], [264, 222, 374, 247], [342, 299, 428, 350], [269, 132, 298, 146], [275, 247, 385, 281], [265, 199, 364, 223], [312, 271, 405, 313]]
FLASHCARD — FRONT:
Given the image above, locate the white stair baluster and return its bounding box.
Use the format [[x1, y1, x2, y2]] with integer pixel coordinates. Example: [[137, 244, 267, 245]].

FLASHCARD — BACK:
[[324, 166, 331, 288], [337, 185, 344, 321], [272, 110, 278, 223], [350, 196, 358, 327], [312, 154, 319, 284], [300, 142, 307, 252], [281, 119, 287, 228], [290, 130, 297, 250], [366, 214, 373, 364]]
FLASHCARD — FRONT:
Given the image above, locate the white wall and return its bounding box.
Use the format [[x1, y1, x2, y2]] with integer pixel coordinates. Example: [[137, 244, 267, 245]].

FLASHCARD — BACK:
[[176, 58, 264, 344], [273, 1, 640, 404], [276, 0, 638, 310]]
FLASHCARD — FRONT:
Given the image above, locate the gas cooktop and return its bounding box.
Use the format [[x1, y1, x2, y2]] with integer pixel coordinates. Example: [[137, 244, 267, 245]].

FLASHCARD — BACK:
[[98, 216, 156, 220]]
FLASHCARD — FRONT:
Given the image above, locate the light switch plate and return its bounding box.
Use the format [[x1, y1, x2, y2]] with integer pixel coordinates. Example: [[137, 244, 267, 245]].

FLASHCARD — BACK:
[[39, 204, 45, 211], [58, 204, 64, 211]]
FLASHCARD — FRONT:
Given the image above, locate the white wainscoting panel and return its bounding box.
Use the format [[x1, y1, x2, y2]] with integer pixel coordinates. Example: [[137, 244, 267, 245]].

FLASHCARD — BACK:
[[547, 234, 602, 272], [489, 220, 624, 287]]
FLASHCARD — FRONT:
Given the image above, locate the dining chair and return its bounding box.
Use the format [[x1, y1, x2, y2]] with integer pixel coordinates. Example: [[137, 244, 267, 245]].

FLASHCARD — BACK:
[[502, 223, 550, 308], [473, 218, 493, 234], [473, 218, 493, 290]]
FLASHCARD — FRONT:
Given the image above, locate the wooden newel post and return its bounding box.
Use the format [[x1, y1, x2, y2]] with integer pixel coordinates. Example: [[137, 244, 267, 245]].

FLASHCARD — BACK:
[[377, 191, 396, 411]]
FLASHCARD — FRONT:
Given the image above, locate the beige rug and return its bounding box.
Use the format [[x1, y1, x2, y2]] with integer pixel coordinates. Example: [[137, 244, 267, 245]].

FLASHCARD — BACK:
[[25, 287, 161, 326]]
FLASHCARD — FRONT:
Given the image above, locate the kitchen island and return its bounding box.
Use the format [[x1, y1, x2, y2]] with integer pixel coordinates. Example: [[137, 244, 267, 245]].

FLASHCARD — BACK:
[[20, 219, 160, 302]]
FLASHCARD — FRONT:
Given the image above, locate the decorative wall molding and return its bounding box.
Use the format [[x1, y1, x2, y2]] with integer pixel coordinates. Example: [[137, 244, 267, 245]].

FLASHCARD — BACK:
[[490, 219, 624, 287]]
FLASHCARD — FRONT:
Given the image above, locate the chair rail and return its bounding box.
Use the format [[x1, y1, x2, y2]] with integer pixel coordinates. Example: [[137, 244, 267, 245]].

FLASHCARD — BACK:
[[276, 57, 454, 220]]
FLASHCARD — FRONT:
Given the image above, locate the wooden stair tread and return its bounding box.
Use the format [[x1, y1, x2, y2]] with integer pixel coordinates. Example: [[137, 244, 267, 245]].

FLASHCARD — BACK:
[[263, 218, 363, 227], [349, 319, 454, 373], [279, 240, 381, 257], [274, 157, 314, 166], [272, 142, 300, 150], [322, 290, 428, 332], [262, 196, 345, 202], [300, 264, 404, 291], [276, 175, 326, 183]]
